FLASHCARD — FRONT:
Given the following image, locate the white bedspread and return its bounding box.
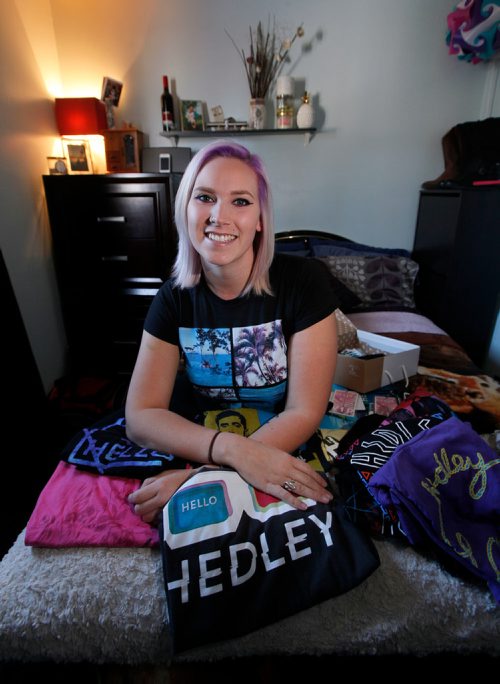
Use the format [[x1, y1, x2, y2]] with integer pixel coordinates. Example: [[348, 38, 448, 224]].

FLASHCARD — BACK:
[[0, 530, 498, 664]]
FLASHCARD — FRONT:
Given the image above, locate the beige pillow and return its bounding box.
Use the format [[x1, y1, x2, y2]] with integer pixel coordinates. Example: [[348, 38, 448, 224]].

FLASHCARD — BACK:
[[335, 308, 359, 351]]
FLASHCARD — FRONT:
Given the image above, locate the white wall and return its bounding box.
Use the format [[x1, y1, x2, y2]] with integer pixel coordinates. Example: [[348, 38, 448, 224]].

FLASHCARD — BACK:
[[51, 0, 495, 249], [0, 0, 67, 391], [105, 0, 493, 248], [1, 0, 498, 388]]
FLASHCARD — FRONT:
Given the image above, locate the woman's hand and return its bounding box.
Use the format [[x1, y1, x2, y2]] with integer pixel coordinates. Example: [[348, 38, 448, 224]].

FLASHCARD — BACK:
[[128, 432, 333, 523], [213, 431, 333, 511], [128, 468, 198, 524]]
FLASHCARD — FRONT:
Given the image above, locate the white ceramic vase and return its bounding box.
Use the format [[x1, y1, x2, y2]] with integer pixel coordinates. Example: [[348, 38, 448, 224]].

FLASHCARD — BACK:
[[249, 98, 266, 129]]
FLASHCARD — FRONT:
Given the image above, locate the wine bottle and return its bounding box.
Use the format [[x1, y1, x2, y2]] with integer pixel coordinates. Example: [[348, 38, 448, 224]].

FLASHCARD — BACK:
[[161, 75, 175, 131]]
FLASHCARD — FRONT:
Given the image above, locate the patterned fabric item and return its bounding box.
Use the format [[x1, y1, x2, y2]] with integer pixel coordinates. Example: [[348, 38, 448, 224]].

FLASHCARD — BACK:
[[379, 387, 455, 427], [25, 461, 159, 548], [336, 416, 447, 538], [62, 402, 335, 479], [326, 272, 363, 311], [62, 410, 190, 477], [335, 391, 454, 537], [368, 417, 500, 601], [409, 367, 500, 432], [202, 407, 274, 436], [161, 467, 380, 652], [318, 254, 419, 311], [334, 308, 359, 351], [202, 408, 335, 474]]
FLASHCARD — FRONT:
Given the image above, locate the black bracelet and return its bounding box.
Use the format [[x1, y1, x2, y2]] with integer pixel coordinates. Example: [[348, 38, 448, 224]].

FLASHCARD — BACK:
[[208, 430, 223, 465]]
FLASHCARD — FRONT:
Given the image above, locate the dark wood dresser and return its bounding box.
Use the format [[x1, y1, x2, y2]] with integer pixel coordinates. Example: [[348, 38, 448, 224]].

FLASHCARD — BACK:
[[43, 173, 178, 376], [412, 187, 500, 367]]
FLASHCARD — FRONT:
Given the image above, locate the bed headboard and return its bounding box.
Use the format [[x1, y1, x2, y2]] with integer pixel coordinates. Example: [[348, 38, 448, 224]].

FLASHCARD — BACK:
[[274, 229, 418, 314], [275, 230, 354, 248]]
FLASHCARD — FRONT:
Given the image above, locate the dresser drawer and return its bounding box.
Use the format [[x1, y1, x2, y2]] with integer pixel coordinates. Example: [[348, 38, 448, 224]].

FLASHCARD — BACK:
[[59, 286, 155, 373], [97, 239, 166, 278], [92, 193, 158, 240], [108, 290, 158, 342]]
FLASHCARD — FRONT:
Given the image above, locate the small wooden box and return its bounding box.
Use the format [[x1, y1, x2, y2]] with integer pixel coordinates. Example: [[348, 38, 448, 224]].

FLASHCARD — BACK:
[[102, 129, 144, 173]]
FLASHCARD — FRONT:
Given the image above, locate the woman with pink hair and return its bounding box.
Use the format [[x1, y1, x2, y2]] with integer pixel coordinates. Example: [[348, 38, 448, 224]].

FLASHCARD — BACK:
[[126, 141, 338, 522]]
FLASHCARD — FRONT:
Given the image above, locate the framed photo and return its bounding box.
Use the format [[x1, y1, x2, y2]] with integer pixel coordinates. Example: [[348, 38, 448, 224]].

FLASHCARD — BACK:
[[46, 156, 68, 175], [101, 76, 123, 106], [62, 138, 94, 174], [210, 105, 225, 123], [180, 100, 205, 131]]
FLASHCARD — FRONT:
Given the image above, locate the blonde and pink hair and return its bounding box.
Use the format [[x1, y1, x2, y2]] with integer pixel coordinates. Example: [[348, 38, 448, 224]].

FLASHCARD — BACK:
[[172, 140, 275, 295]]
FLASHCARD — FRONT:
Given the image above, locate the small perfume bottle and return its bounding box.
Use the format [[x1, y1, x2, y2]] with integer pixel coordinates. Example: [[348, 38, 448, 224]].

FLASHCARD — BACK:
[[276, 76, 294, 129]]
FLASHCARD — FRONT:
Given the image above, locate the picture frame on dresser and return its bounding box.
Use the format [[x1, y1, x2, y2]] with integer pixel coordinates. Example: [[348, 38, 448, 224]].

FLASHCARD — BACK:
[[46, 156, 68, 175], [62, 138, 93, 174]]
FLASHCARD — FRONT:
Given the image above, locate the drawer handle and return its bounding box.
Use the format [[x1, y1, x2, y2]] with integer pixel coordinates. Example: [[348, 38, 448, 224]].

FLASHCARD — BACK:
[[101, 255, 128, 262], [124, 277, 162, 284], [97, 216, 127, 223], [123, 288, 160, 297]]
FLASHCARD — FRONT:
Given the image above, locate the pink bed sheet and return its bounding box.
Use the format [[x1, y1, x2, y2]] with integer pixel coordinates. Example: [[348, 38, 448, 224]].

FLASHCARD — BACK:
[[347, 311, 447, 335]]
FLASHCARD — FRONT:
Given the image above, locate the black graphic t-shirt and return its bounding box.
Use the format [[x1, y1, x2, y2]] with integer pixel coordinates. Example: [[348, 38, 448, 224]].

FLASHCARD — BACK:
[[144, 253, 338, 412]]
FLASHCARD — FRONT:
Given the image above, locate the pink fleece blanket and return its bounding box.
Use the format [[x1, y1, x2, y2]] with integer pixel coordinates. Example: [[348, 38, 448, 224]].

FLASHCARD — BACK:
[[25, 461, 159, 548]]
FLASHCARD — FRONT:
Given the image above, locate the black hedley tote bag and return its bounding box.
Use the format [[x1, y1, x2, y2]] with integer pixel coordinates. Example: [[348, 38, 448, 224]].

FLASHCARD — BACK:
[[161, 468, 380, 652]]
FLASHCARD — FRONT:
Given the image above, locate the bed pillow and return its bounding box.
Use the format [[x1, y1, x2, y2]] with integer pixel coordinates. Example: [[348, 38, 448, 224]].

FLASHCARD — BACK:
[[334, 308, 359, 350], [161, 467, 380, 652], [317, 254, 419, 311], [314, 258, 363, 312]]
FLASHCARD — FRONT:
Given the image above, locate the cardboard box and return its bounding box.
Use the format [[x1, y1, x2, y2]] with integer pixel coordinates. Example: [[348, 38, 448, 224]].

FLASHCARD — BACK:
[[334, 330, 420, 393]]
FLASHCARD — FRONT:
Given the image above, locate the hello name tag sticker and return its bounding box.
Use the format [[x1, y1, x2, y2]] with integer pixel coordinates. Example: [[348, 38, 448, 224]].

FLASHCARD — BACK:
[[168, 480, 232, 534]]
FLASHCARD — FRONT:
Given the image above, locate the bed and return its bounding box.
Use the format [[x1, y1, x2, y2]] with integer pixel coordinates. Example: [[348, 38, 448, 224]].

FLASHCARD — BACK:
[[0, 230, 498, 669]]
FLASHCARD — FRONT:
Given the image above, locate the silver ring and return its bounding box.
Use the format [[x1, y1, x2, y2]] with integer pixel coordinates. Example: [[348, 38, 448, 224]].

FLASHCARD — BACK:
[[283, 479, 297, 492], [209, 216, 217, 224]]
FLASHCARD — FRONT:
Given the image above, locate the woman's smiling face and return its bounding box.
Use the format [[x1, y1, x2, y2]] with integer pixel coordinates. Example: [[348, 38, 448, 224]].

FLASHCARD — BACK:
[[187, 156, 262, 274]]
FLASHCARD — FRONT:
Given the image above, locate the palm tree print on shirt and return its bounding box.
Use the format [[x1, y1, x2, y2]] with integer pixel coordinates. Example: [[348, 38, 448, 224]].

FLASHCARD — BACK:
[[233, 320, 287, 387], [179, 320, 287, 391], [180, 327, 232, 386]]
